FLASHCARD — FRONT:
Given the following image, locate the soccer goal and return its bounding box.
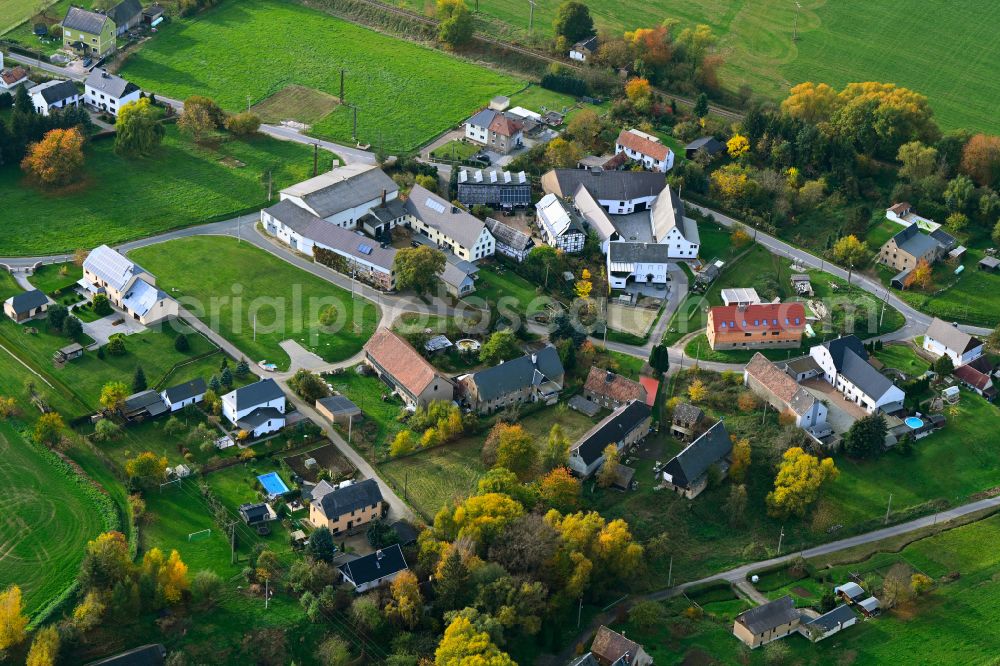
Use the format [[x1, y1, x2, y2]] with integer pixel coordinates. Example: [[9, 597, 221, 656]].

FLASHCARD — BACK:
[[159, 478, 182, 493], [188, 529, 212, 542]]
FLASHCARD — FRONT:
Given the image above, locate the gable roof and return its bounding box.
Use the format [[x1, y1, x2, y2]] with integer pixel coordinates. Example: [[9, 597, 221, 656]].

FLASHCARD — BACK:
[[237, 406, 284, 429], [835, 582, 865, 600], [737, 595, 798, 634], [30, 79, 79, 105], [485, 217, 533, 252], [85, 644, 165, 666], [7, 289, 48, 314], [650, 186, 694, 244], [584, 366, 647, 404], [226, 378, 284, 411], [488, 113, 523, 137], [573, 35, 598, 52], [617, 128, 670, 162], [572, 400, 651, 466], [821, 336, 897, 399], [85, 69, 139, 98], [280, 164, 397, 219], [889, 223, 939, 258], [536, 193, 585, 239], [807, 604, 856, 632], [638, 376, 659, 406], [314, 478, 383, 519], [930, 227, 957, 250], [364, 328, 443, 398], [744, 353, 820, 416], [1, 66, 28, 86], [123, 390, 168, 417], [709, 302, 806, 333], [458, 168, 528, 187], [955, 363, 993, 391], [685, 136, 723, 154], [661, 420, 731, 488], [467, 108, 498, 128], [63, 5, 111, 34], [572, 184, 617, 241], [162, 378, 206, 404], [672, 402, 702, 425], [405, 184, 488, 251], [239, 502, 274, 523], [608, 241, 672, 265], [108, 0, 142, 25], [591, 626, 642, 666], [441, 260, 477, 290], [467, 346, 564, 402], [542, 169, 666, 203], [83, 244, 147, 293], [339, 543, 408, 586], [925, 318, 982, 354], [121, 277, 168, 317]]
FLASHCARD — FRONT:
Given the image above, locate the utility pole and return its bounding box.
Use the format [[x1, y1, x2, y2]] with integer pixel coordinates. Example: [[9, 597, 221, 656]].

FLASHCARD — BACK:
[[576, 596, 583, 628], [667, 556, 673, 588], [237, 214, 242, 244], [793, 1, 801, 42], [528, 0, 535, 33], [879, 288, 890, 328], [340, 69, 345, 101], [313, 143, 319, 177], [267, 170, 273, 201], [265, 577, 270, 609], [352, 106, 358, 142], [777, 525, 785, 555], [253, 314, 257, 342], [229, 521, 237, 564], [246, 94, 251, 112], [404, 471, 408, 501], [884, 493, 893, 525]]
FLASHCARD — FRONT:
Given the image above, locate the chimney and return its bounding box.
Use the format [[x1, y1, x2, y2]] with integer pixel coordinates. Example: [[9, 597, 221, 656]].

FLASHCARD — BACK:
[[531, 353, 538, 365], [606, 370, 613, 383], [381, 189, 387, 204]]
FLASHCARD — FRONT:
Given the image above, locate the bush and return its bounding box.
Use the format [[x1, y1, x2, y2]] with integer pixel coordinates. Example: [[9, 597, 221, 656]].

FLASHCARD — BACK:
[[540, 72, 589, 97], [92, 293, 112, 316], [106, 334, 127, 356], [225, 112, 262, 136], [174, 333, 190, 352]]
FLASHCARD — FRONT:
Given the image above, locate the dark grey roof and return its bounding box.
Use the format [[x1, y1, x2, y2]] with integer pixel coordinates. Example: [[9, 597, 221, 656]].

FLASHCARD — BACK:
[[468, 346, 564, 402], [807, 604, 856, 632], [485, 217, 533, 252], [86, 644, 165, 666], [685, 136, 724, 154], [162, 378, 205, 404], [546, 169, 666, 203], [822, 335, 867, 369], [930, 228, 957, 250], [124, 390, 168, 416], [573, 36, 598, 51], [405, 184, 487, 250], [891, 224, 939, 258], [239, 502, 273, 524], [316, 478, 383, 520], [607, 241, 673, 264], [671, 402, 702, 425], [572, 400, 652, 466], [391, 519, 419, 545], [108, 0, 141, 26], [316, 395, 360, 416], [85, 70, 139, 98], [339, 543, 408, 586], [237, 407, 284, 429], [467, 108, 498, 128], [228, 378, 284, 411], [823, 336, 895, 399], [7, 289, 48, 314], [281, 165, 397, 219], [362, 197, 409, 225], [63, 6, 111, 34], [661, 420, 731, 488], [737, 595, 798, 634], [32, 80, 79, 105], [265, 199, 397, 270]]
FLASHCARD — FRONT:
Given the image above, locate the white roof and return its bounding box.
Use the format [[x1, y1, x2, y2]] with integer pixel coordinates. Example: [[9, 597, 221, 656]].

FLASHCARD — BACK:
[[572, 185, 616, 241], [83, 244, 147, 293], [120, 277, 167, 317], [536, 193, 573, 237], [721, 288, 761, 305], [458, 168, 526, 185], [506, 106, 542, 121]]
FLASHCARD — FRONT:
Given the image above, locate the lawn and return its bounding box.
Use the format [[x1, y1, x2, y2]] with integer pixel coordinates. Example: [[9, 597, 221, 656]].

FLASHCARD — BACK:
[[379, 403, 599, 520], [128, 236, 380, 370], [0, 0, 73, 40], [325, 366, 406, 460], [0, 422, 112, 616], [250, 84, 341, 125], [0, 127, 315, 256], [875, 343, 930, 377], [119, 0, 524, 152], [398, 0, 1000, 135], [471, 264, 552, 316], [27, 262, 82, 297], [429, 140, 481, 162]]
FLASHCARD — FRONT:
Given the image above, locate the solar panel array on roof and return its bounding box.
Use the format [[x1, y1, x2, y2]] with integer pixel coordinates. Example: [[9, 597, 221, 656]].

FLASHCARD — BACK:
[[425, 198, 446, 214]]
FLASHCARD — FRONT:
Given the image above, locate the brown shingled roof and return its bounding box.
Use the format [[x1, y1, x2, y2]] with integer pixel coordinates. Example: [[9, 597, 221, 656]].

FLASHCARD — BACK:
[[591, 626, 641, 666], [488, 114, 523, 137], [584, 366, 647, 404], [1, 66, 27, 86], [616, 129, 670, 162], [745, 353, 800, 403], [363, 328, 441, 398]]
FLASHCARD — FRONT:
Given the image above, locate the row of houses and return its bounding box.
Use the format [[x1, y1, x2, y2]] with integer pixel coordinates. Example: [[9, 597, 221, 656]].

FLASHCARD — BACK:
[[26, 69, 141, 117]]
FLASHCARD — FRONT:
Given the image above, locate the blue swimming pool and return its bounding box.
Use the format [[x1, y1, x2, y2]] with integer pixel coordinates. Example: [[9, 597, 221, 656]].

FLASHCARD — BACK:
[[258, 472, 290, 496], [905, 416, 924, 429]]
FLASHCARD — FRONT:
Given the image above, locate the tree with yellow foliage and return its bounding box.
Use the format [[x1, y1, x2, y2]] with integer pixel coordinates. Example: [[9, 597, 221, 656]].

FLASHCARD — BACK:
[[726, 133, 749, 159], [435, 614, 515, 666], [545, 137, 582, 169], [710, 163, 751, 202], [730, 224, 752, 248], [390, 429, 416, 457], [26, 625, 60, 666], [493, 423, 538, 481], [624, 77, 652, 104], [729, 438, 751, 483], [780, 82, 839, 124], [540, 466, 581, 510], [597, 444, 620, 488], [384, 570, 423, 629], [766, 447, 839, 519], [574, 275, 593, 299], [141, 548, 190, 605], [904, 258, 934, 291], [72, 590, 106, 632], [0, 585, 27, 649], [80, 531, 132, 591], [831, 234, 869, 285], [452, 492, 524, 546], [687, 379, 708, 402], [124, 451, 168, 486]]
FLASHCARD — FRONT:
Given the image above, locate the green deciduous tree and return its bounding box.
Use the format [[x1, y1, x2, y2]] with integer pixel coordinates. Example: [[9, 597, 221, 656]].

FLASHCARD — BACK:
[[393, 246, 446, 295], [478, 330, 521, 365], [543, 423, 570, 470], [289, 369, 329, 402], [552, 1, 595, 44], [306, 527, 337, 563], [33, 412, 64, 446], [436, 0, 473, 48], [493, 423, 538, 481], [844, 413, 888, 459], [115, 98, 165, 157]]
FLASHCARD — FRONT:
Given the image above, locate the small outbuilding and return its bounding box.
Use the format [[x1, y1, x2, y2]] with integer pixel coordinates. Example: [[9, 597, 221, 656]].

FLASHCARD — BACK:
[[239, 502, 277, 526], [4, 289, 50, 323], [834, 582, 866, 604], [979, 256, 1000, 273], [315, 395, 362, 425], [858, 596, 881, 617], [685, 136, 724, 160], [53, 342, 84, 364], [161, 377, 206, 412], [805, 604, 857, 641]]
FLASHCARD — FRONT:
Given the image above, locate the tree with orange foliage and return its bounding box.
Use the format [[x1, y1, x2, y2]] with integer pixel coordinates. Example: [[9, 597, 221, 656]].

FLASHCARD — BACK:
[[21, 127, 85, 186], [540, 467, 581, 511], [904, 258, 934, 291], [141, 547, 190, 605], [729, 438, 751, 483], [960, 133, 1000, 187], [737, 391, 758, 412], [625, 26, 672, 67]]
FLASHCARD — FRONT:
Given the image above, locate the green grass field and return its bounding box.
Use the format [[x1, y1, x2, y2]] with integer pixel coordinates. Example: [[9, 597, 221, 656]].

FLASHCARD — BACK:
[[326, 368, 405, 459], [0, 0, 69, 38], [0, 423, 109, 616], [429, 140, 481, 162], [404, 0, 1000, 134], [0, 127, 314, 257], [128, 236, 379, 370], [119, 0, 524, 152], [28, 262, 82, 297], [875, 343, 930, 376]]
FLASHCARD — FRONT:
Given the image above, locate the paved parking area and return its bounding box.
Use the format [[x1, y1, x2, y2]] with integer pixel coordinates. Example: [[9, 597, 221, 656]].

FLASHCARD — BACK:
[[81, 311, 146, 346], [801, 377, 865, 433]]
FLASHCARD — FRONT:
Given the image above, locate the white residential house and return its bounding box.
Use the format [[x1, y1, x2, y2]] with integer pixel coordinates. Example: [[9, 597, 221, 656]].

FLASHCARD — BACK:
[[84, 69, 140, 116], [649, 188, 698, 257], [161, 378, 206, 412], [464, 108, 523, 154], [922, 318, 984, 367], [0, 54, 29, 90], [402, 184, 495, 262], [536, 193, 586, 253], [615, 128, 675, 172], [81, 245, 178, 325], [541, 169, 666, 215], [28, 80, 81, 116], [569, 36, 598, 61], [221, 379, 286, 438], [606, 242, 671, 289], [809, 336, 905, 414], [279, 164, 399, 230]]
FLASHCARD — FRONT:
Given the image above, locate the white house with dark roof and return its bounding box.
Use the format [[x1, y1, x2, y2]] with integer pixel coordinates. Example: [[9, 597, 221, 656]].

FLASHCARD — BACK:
[[84, 69, 140, 116], [650, 188, 698, 255], [4, 289, 50, 323], [536, 193, 586, 253], [606, 242, 672, 289], [221, 379, 286, 437], [457, 168, 531, 208], [402, 184, 495, 262], [542, 169, 666, 215], [161, 378, 206, 412], [659, 420, 732, 499], [569, 35, 598, 61], [261, 199, 397, 290], [279, 164, 399, 230], [340, 543, 409, 593], [615, 128, 675, 172], [568, 400, 652, 478], [81, 245, 177, 324], [464, 108, 523, 154], [29, 80, 80, 116], [809, 335, 905, 414], [923, 318, 984, 367], [484, 217, 534, 262]]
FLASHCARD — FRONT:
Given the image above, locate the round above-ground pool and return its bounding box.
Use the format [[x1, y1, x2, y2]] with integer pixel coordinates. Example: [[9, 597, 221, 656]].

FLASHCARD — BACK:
[[905, 416, 924, 429], [456, 339, 481, 352]]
